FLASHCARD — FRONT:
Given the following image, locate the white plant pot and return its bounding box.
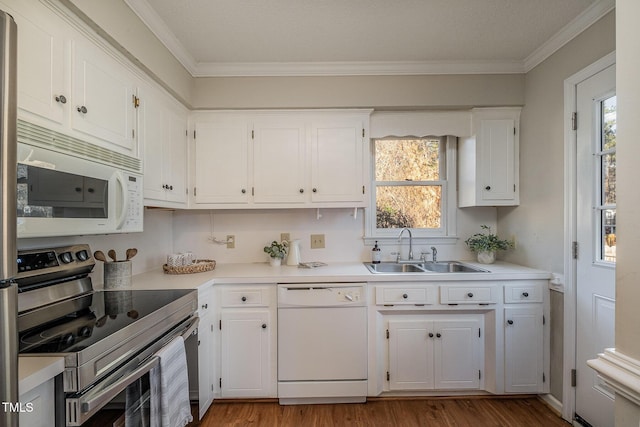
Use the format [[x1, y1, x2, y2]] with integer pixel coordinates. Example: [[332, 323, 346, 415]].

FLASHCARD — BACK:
[[477, 250, 496, 264], [269, 257, 282, 267]]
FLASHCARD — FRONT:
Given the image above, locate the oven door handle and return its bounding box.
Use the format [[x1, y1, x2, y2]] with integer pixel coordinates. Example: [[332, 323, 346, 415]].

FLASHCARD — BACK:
[[181, 315, 199, 339], [80, 356, 159, 414]]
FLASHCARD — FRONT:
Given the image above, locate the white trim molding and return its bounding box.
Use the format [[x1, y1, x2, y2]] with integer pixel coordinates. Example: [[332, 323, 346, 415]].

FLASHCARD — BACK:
[[588, 349, 640, 407], [523, 0, 615, 72]]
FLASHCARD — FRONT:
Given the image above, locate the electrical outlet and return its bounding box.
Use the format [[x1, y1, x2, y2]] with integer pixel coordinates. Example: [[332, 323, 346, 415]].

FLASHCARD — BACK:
[[281, 233, 290, 243], [226, 235, 235, 249], [310, 234, 325, 249]]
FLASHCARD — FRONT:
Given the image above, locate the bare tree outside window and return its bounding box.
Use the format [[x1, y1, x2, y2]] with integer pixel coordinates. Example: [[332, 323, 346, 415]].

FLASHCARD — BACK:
[[374, 137, 445, 230]]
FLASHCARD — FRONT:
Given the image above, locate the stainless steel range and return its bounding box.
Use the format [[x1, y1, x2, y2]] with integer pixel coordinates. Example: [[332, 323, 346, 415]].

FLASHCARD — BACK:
[[16, 244, 199, 426]]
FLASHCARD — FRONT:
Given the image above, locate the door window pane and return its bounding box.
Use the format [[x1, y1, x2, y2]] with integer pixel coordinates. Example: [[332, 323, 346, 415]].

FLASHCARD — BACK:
[[598, 95, 616, 263]]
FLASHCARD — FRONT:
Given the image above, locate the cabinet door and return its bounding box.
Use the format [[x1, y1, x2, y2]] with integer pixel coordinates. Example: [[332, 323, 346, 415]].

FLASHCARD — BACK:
[[479, 118, 516, 203], [19, 378, 55, 427], [197, 288, 214, 418], [164, 109, 188, 203], [9, 1, 67, 125], [388, 320, 434, 390], [504, 306, 544, 393], [220, 309, 272, 397], [141, 93, 166, 202], [310, 118, 365, 203], [433, 318, 481, 389], [71, 38, 137, 155], [253, 119, 306, 204], [194, 121, 250, 204]]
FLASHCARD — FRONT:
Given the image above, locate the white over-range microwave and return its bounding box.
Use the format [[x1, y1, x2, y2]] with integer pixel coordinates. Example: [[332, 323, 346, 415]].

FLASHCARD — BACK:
[[16, 120, 143, 238]]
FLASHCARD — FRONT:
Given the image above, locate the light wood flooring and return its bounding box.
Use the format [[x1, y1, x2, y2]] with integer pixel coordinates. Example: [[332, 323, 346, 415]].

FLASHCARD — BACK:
[[196, 397, 569, 427]]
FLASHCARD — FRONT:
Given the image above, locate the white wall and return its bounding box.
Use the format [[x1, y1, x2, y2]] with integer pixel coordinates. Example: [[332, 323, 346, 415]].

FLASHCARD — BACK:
[[171, 207, 497, 265], [499, 11, 615, 273], [615, 0, 640, 385], [17, 209, 174, 287]]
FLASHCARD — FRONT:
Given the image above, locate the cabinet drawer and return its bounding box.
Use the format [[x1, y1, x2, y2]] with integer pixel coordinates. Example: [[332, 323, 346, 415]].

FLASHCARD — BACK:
[[221, 287, 271, 307], [440, 285, 498, 304], [375, 285, 437, 305], [504, 282, 544, 303]]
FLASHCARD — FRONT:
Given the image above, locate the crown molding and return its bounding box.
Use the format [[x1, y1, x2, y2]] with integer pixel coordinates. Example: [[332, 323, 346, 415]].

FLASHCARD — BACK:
[[124, 0, 197, 74], [192, 60, 525, 77], [523, 0, 615, 72], [125, 0, 614, 77]]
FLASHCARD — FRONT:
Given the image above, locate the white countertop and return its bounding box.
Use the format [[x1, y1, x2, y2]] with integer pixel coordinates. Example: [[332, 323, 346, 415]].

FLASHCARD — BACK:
[[19, 356, 64, 395], [128, 261, 551, 291]]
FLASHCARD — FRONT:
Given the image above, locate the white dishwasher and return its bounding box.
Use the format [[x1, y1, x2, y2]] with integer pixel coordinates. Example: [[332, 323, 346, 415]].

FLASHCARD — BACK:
[[277, 283, 367, 404]]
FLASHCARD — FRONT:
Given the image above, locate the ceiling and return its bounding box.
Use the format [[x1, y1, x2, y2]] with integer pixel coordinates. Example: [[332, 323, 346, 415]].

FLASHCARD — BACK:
[[125, 0, 613, 77]]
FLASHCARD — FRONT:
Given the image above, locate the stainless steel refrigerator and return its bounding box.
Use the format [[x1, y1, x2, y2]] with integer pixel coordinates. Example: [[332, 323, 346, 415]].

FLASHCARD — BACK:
[[0, 9, 18, 427]]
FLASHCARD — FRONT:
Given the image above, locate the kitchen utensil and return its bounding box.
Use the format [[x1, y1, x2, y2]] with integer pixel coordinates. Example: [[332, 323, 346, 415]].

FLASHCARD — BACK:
[[94, 251, 108, 263], [126, 248, 138, 260], [108, 249, 117, 262]]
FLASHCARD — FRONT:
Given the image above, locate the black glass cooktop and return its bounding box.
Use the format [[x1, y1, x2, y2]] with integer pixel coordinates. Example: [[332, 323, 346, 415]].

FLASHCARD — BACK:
[[19, 289, 195, 354]]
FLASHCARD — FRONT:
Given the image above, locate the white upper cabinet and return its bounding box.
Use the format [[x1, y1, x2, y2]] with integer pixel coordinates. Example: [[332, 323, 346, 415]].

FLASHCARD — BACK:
[[190, 110, 371, 209], [7, 0, 67, 126], [140, 86, 188, 207], [71, 38, 137, 155], [458, 108, 521, 207], [310, 116, 366, 204], [253, 117, 306, 204], [6, 0, 141, 159], [193, 118, 250, 205]]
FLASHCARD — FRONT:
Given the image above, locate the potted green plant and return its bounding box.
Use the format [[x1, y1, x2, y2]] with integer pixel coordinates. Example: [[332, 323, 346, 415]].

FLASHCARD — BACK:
[[464, 225, 513, 264], [263, 240, 287, 266]]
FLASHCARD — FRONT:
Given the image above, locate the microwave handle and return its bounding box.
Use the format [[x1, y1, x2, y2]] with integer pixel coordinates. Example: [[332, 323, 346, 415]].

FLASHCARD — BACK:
[[115, 171, 130, 230]]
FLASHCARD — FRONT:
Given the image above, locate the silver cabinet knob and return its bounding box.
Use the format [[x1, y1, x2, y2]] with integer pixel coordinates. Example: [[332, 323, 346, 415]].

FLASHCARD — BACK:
[[77, 105, 87, 114], [55, 95, 67, 104]]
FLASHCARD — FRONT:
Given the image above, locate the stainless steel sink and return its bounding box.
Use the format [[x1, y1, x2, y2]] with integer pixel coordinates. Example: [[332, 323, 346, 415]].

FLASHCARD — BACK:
[[420, 261, 488, 273], [363, 261, 488, 274], [364, 262, 428, 273]]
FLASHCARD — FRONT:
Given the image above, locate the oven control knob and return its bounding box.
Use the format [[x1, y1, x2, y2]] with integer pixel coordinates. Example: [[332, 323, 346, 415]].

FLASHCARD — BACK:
[[62, 333, 75, 347], [59, 252, 73, 264], [78, 326, 92, 337], [76, 250, 89, 261]]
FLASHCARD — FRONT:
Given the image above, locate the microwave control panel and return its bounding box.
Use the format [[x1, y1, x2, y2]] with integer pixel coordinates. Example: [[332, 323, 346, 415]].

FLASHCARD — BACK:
[[121, 173, 143, 232]]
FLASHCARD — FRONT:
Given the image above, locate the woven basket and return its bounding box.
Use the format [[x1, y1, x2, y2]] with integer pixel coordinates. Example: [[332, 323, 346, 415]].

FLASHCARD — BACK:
[[163, 259, 216, 275]]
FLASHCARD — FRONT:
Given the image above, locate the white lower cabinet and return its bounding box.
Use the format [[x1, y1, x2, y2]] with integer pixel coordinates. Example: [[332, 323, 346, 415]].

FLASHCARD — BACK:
[[197, 285, 215, 419], [218, 285, 277, 398], [387, 315, 483, 391], [504, 305, 544, 393], [19, 378, 55, 427]]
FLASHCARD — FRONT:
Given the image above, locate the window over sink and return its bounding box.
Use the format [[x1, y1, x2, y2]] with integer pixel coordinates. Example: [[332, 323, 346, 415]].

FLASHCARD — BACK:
[[366, 135, 457, 242]]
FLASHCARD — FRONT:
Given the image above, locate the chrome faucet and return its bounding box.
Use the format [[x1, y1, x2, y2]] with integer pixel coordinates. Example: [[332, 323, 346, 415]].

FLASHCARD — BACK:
[[431, 246, 438, 263], [397, 228, 413, 262]]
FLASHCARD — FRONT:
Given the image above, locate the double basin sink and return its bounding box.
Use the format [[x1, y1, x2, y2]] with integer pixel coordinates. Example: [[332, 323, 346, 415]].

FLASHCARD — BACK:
[[364, 260, 488, 274]]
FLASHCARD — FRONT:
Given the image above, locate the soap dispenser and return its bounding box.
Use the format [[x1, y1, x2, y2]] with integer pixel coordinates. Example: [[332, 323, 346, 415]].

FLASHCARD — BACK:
[[372, 241, 381, 264]]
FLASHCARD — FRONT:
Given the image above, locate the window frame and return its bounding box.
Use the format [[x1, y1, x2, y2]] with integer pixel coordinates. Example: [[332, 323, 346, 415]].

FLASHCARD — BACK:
[[365, 135, 458, 244]]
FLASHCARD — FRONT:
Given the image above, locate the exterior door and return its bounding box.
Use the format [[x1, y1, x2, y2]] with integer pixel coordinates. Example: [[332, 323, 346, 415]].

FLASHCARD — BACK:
[[575, 64, 616, 427]]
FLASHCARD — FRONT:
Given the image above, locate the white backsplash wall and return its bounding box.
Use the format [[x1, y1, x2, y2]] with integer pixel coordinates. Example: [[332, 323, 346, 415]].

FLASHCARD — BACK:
[[171, 207, 500, 265], [17, 209, 174, 287]]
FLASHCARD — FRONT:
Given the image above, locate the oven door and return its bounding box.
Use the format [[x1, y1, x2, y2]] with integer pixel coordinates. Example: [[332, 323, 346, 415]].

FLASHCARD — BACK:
[[65, 316, 198, 426]]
